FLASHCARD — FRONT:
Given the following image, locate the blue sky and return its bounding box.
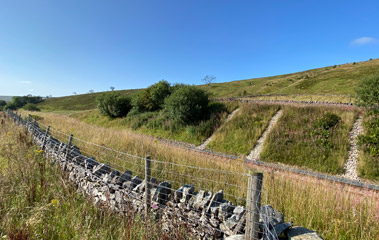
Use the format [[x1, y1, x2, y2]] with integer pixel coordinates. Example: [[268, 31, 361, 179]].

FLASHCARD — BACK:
[[0, 0, 378, 97]]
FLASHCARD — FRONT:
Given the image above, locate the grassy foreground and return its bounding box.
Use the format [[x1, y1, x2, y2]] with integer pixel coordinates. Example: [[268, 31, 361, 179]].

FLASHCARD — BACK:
[[0, 113, 188, 240], [207, 104, 279, 155], [20, 110, 379, 240], [261, 105, 357, 174]]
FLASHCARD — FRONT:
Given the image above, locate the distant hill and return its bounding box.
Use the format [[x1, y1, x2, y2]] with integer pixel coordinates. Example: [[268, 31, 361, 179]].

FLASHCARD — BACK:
[[0, 96, 14, 102], [38, 59, 379, 111]]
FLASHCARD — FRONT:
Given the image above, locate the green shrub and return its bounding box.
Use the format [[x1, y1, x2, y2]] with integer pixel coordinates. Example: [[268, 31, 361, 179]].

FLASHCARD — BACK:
[[131, 80, 172, 112], [97, 92, 132, 118], [356, 73, 379, 114], [164, 85, 209, 124], [23, 103, 41, 111]]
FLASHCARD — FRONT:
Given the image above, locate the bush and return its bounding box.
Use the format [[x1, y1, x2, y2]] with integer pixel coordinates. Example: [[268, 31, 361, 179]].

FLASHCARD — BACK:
[[164, 85, 209, 124], [23, 103, 41, 111], [0, 100, 6, 111], [97, 92, 132, 118], [131, 80, 172, 112], [356, 73, 379, 114]]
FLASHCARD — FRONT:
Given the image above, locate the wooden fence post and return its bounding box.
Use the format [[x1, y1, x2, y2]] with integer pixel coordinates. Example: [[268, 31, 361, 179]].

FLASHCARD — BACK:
[[245, 171, 263, 240], [63, 134, 73, 171], [41, 126, 50, 150], [145, 155, 151, 218]]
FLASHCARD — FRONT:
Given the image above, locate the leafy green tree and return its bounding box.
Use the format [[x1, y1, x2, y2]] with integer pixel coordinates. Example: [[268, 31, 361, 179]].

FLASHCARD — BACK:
[[97, 92, 132, 118], [164, 85, 209, 124]]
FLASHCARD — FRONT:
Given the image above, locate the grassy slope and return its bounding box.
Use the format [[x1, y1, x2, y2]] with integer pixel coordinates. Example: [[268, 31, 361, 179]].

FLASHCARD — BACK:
[[38, 89, 140, 111], [18, 110, 379, 240], [207, 104, 280, 155], [38, 59, 379, 111], [260, 106, 357, 174], [0, 116, 186, 239], [200, 59, 379, 99]]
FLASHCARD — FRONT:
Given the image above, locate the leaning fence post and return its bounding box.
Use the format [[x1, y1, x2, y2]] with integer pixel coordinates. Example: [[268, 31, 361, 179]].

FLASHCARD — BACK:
[[145, 155, 152, 218], [245, 171, 263, 240], [63, 134, 73, 171], [41, 126, 50, 150]]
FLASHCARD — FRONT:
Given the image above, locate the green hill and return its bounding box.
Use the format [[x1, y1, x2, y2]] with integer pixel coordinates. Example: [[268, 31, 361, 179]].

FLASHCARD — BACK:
[[38, 59, 379, 111]]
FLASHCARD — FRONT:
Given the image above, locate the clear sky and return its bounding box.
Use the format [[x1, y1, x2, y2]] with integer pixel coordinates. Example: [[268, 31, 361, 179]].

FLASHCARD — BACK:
[[1, 0, 378, 97]]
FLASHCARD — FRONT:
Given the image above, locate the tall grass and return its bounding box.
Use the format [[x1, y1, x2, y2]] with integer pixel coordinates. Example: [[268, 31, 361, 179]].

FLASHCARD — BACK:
[[0, 113, 188, 239], [358, 114, 379, 181], [207, 104, 280, 155], [260, 106, 357, 174], [18, 110, 379, 239]]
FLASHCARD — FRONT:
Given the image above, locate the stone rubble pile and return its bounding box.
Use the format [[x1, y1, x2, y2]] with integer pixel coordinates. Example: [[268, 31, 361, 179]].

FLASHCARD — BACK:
[[7, 111, 323, 240]]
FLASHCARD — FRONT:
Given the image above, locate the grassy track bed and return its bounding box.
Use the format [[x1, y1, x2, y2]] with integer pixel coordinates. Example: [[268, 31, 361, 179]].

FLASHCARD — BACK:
[[207, 104, 280, 155], [18, 110, 379, 239], [260, 106, 357, 174], [0, 115, 186, 239]]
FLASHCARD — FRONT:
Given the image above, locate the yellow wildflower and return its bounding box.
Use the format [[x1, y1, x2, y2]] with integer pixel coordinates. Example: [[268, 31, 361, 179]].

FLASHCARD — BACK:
[[51, 199, 59, 207], [7, 132, 13, 136], [36, 149, 44, 154]]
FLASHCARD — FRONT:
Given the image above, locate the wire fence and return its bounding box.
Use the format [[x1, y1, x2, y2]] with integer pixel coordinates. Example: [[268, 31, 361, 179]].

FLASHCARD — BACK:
[[6, 110, 301, 239]]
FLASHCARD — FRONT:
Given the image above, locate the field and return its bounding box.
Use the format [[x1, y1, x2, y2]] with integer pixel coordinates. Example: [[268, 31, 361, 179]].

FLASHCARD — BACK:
[[17, 110, 379, 240], [207, 103, 279, 155], [260, 105, 357, 174], [0, 114, 188, 239], [36, 59, 379, 112]]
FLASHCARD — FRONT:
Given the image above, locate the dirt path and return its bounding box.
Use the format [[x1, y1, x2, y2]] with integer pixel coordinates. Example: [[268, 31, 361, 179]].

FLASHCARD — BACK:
[[343, 115, 363, 180], [246, 110, 283, 161], [197, 108, 240, 150]]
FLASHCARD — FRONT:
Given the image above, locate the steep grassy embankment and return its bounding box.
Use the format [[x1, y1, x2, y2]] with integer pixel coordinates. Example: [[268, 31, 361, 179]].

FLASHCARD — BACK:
[[260, 106, 358, 174], [207, 104, 280, 155], [37, 59, 379, 112]]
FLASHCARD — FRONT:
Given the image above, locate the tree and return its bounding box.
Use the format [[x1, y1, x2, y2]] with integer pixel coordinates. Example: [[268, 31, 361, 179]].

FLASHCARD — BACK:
[[356, 73, 379, 114], [164, 85, 209, 124], [110, 86, 115, 91], [73, 92, 77, 95], [202, 75, 216, 86], [97, 92, 132, 118], [89, 90, 94, 94]]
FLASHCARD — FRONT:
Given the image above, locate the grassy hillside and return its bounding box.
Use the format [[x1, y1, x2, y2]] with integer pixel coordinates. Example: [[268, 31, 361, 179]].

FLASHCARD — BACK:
[[38, 89, 140, 111], [38, 59, 379, 111], [200, 59, 379, 99]]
